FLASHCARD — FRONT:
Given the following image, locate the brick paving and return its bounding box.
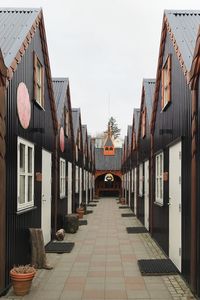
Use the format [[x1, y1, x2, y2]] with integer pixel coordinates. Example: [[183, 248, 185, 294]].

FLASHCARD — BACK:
[[2, 197, 196, 300]]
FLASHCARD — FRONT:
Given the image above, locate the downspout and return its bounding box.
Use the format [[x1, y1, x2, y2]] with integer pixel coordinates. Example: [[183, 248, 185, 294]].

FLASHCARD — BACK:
[[191, 88, 198, 293]]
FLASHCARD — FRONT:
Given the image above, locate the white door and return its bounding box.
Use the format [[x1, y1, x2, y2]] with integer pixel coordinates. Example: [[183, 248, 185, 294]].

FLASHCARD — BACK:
[[144, 160, 149, 230], [41, 150, 52, 245], [79, 168, 82, 205], [169, 141, 182, 271], [134, 168, 137, 214], [68, 162, 72, 214]]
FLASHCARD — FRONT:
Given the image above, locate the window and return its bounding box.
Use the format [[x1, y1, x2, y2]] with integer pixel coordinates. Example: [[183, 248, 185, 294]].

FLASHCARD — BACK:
[[110, 147, 113, 151], [34, 52, 44, 107], [60, 158, 66, 197], [161, 55, 171, 110], [141, 108, 146, 138], [75, 166, 79, 193], [17, 137, 34, 211], [65, 109, 69, 136], [139, 163, 143, 196], [133, 131, 136, 150], [155, 152, 164, 205], [105, 147, 109, 151]]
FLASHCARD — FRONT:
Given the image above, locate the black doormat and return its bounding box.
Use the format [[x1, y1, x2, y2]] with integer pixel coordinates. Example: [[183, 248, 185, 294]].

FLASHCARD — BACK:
[[138, 259, 179, 276], [87, 204, 97, 207], [84, 210, 93, 215], [121, 213, 136, 217], [126, 227, 148, 233], [119, 206, 130, 209], [45, 241, 74, 253], [79, 220, 88, 226]]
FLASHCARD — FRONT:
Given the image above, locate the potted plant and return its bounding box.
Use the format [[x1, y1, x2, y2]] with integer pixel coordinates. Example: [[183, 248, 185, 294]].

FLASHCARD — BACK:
[[76, 203, 84, 219], [10, 264, 36, 296]]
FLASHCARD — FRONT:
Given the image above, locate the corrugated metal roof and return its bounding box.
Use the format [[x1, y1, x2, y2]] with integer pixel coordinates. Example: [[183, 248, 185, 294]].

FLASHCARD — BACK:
[[143, 79, 155, 123], [134, 109, 140, 141], [72, 108, 80, 142], [52, 78, 69, 120], [95, 148, 122, 170], [165, 10, 200, 71], [0, 7, 41, 67]]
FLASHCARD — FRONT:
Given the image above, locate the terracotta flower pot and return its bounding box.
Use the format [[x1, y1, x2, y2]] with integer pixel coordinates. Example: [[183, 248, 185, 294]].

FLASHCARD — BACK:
[[76, 207, 84, 219], [10, 269, 36, 296]]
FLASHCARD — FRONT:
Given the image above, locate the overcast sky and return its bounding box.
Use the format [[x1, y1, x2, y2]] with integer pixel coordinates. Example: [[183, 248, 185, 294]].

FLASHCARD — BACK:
[[1, 0, 200, 137]]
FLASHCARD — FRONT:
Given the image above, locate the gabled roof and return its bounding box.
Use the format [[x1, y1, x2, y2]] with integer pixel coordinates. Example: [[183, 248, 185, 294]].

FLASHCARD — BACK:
[[52, 78, 69, 120], [165, 10, 200, 72], [72, 108, 81, 142], [143, 79, 155, 122], [0, 7, 58, 132], [95, 148, 122, 170], [0, 8, 41, 68], [104, 136, 114, 147], [151, 10, 200, 132]]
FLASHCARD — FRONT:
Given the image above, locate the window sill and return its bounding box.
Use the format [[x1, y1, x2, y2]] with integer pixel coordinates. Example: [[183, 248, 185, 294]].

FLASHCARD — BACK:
[[33, 99, 45, 111], [16, 206, 37, 215], [154, 201, 164, 207]]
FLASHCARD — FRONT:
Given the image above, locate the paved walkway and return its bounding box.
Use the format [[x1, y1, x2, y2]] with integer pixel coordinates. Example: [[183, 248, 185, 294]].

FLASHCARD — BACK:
[[3, 198, 196, 300]]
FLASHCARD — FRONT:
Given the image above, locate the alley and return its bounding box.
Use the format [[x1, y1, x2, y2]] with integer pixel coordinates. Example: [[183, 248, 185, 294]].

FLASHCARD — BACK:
[[4, 198, 195, 300]]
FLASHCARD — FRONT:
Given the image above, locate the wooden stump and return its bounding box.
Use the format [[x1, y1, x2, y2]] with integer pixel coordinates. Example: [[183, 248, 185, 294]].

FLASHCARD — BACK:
[[64, 214, 79, 233], [29, 228, 52, 269]]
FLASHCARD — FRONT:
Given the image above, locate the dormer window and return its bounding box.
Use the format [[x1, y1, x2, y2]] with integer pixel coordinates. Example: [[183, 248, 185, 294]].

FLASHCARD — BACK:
[[33, 53, 44, 108], [161, 55, 171, 110]]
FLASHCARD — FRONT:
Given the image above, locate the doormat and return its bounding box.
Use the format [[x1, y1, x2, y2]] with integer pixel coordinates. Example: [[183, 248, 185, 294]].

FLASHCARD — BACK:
[[119, 206, 130, 209], [138, 259, 179, 276], [84, 210, 93, 215], [87, 204, 97, 207], [79, 220, 88, 226], [45, 241, 74, 253], [121, 213, 136, 217], [126, 227, 148, 233], [92, 200, 99, 203]]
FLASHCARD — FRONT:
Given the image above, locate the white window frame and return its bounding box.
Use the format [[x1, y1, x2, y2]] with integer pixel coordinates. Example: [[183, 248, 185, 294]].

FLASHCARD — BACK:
[[155, 152, 164, 205], [17, 137, 34, 211], [60, 158, 66, 198], [139, 163, 143, 196], [75, 166, 79, 193]]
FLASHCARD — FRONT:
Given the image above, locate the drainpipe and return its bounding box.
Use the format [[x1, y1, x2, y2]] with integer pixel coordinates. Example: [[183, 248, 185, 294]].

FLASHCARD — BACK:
[[191, 88, 197, 293]]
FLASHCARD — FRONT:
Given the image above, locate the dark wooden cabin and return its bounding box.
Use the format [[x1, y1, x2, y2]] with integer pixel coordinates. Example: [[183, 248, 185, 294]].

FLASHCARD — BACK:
[[151, 10, 200, 295], [72, 108, 83, 210], [52, 78, 74, 228], [122, 135, 127, 200], [91, 138, 96, 199], [0, 8, 58, 293], [95, 126, 122, 197], [137, 79, 155, 229]]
